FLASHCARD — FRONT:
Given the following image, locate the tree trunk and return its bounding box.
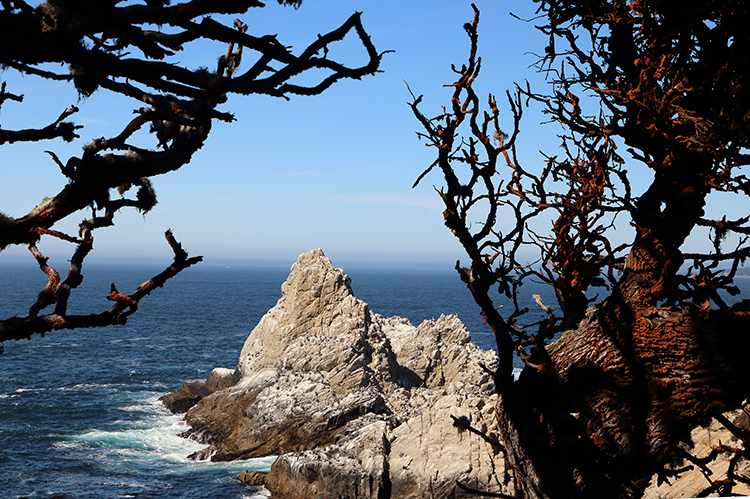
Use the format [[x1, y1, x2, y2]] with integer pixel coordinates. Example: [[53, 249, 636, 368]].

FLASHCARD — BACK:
[[496, 297, 750, 498]]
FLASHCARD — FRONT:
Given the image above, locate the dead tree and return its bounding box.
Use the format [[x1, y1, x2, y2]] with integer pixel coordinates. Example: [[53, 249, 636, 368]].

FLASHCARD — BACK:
[[411, 2, 750, 498], [0, 0, 384, 349]]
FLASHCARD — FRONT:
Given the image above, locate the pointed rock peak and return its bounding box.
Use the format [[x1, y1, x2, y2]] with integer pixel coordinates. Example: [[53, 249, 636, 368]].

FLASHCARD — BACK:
[[280, 248, 353, 309], [291, 248, 327, 268], [233, 249, 366, 379], [173, 248, 506, 498]]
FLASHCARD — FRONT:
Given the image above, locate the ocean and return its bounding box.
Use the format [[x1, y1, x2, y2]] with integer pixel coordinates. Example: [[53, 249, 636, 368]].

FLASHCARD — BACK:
[[1, 261, 747, 498]]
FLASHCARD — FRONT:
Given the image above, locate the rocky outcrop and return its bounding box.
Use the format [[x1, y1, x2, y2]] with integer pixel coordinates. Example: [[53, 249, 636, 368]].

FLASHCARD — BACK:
[[389, 393, 508, 498], [265, 417, 392, 499], [238, 470, 268, 487], [159, 368, 236, 414], [159, 381, 211, 414], [167, 248, 510, 498], [642, 402, 750, 498], [205, 367, 235, 392], [164, 248, 750, 498]]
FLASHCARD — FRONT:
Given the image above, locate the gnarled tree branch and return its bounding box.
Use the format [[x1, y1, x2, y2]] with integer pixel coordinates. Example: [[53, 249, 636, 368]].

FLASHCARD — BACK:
[[0, 0, 383, 348]]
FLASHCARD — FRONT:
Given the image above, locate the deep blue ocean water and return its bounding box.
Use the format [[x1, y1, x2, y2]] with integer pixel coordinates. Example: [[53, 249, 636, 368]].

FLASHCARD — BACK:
[[1, 261, 747, 498]]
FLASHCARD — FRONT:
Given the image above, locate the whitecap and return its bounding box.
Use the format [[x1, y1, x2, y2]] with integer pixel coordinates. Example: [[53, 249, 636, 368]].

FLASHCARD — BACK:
[[141, 381, 169, 389], [1, 387, 46, 398], [57, 383, 119, 391]]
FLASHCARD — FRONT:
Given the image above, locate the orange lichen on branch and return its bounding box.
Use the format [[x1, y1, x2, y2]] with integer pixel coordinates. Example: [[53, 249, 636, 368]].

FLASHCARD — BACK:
[[32, 227, 83, 244], [410, 1, 750, 496], [107, 284, 139, 309], [0, 232, 201, 343], [28, 245, 61, 317]]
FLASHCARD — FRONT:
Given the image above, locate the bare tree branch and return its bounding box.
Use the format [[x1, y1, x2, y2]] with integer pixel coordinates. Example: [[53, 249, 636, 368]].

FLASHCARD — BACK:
[[0, 231, 201, 343], [413, 2, 750, 498], [0, 0, 383, 347]]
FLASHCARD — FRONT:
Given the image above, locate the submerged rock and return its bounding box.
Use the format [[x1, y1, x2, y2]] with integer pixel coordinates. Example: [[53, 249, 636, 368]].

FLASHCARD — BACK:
[[165, 248, 510, 498]]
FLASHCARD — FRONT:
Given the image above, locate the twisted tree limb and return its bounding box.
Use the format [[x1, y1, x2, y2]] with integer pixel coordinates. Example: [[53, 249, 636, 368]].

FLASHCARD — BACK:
[[0, 0, 383, 348], [0, 231, 201, 342]]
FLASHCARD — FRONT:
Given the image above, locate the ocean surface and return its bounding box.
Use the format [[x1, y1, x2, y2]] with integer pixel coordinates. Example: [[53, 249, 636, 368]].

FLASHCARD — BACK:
[[1, 261, 747, 498]]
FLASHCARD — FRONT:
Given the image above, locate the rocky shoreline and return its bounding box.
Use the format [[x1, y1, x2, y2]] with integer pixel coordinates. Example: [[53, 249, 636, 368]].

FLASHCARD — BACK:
[[161, 249, 511, 498], [161, 249, 750, 498]]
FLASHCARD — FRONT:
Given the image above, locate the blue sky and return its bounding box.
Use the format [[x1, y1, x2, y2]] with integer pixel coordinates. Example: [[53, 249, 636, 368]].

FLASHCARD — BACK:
[[0, 0, 737, 270]]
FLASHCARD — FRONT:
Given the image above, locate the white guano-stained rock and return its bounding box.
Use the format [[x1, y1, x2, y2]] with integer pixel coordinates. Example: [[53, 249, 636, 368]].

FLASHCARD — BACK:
[[170, 248, 508, 498], [389, 393, 513, 499]]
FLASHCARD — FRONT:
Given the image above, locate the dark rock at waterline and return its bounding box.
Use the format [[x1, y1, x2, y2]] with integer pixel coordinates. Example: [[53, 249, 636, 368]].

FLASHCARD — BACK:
[[187, 446, 214, 461], [238, 470, 268, 487], [159, 381, 211, 414], [160, 368, 236, 415]]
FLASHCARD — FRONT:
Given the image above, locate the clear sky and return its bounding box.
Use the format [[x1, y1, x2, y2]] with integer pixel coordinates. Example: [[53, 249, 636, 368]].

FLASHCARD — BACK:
[[0, 0, 736, 271]]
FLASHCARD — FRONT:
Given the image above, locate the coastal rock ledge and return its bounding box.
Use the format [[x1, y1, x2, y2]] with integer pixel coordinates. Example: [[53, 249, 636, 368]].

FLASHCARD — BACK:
[[166, 248, 513, 498]]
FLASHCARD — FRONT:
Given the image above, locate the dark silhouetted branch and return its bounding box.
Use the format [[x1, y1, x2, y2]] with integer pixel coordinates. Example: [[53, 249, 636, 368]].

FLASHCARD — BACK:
[[1, 0, 382, 348], [0, 231, 201, 343]]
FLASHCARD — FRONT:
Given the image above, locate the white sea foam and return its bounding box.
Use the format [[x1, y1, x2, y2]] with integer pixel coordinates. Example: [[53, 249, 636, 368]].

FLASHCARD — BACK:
[[59, 394, 275, 476], [57, 383, 124, 391], [119, 403, 161, 414], [1, 387, 46, 398], [242, 488, 272, 499]]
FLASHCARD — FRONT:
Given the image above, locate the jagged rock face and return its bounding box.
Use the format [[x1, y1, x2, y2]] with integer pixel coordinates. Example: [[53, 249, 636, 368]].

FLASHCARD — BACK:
[[389, 393, 512, 498], [184, 249, 399, 461], [175, 248, 507, 498], [233, 248, 386, 382], [265, 418, 391, 499], [642, 404, 750, 498]]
